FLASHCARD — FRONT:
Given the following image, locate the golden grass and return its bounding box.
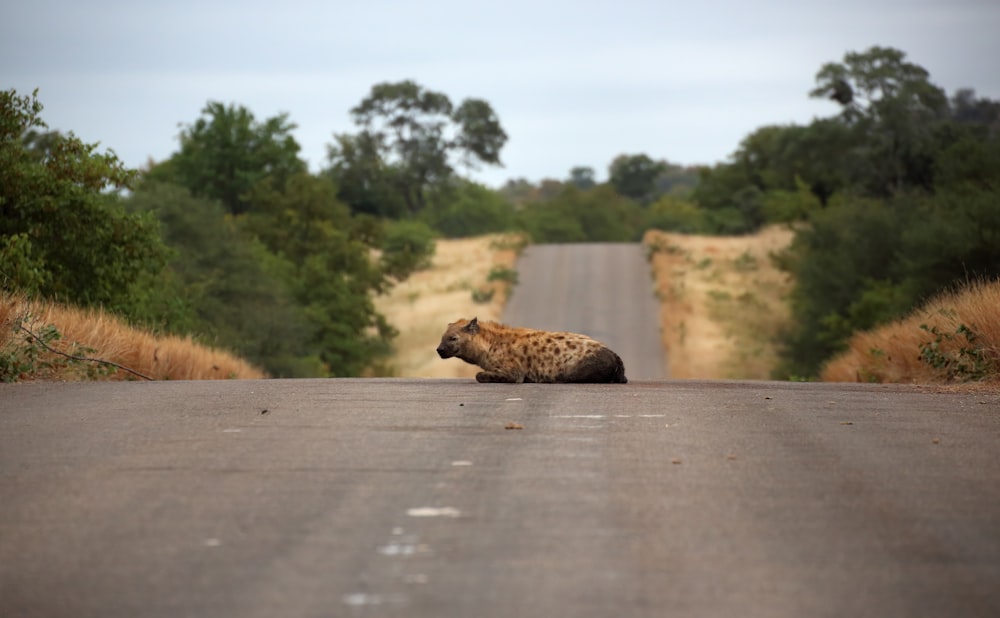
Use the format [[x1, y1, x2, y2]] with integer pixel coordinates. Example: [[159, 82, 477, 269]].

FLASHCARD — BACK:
[[643, 225, 794, 379], [373, 233, 524, 378], [0, 292, 266, 381], [821, 280, 1000, 385]]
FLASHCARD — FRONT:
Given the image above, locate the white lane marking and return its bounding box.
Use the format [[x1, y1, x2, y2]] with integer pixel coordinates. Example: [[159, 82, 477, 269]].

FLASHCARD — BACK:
[[451, 460, 473, 466], [505, 397, 523, 401], [406, 507, 461, 518], [553, 414, 606, 419], [343, 593, 406, 606], [378, 542, 429, 557]]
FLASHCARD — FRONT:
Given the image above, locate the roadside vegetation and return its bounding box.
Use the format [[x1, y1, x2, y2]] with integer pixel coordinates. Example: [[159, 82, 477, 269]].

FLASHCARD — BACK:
[[821, 280, 1000, 385], [644, 226, 794, 380], [0, 292, 264, 382], [2, 46, 997, 383]]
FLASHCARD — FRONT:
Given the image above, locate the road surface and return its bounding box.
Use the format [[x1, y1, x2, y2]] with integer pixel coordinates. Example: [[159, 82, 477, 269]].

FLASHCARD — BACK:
[[502, 243, 666, 380], [2, 378, 999, 617]]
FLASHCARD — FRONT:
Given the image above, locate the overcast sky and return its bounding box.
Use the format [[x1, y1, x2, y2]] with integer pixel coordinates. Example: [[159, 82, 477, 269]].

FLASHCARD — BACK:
[[4, 0, 999, 187]]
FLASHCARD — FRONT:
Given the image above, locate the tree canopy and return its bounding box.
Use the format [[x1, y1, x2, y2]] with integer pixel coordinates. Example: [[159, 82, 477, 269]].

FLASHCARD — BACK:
[[328, 80, 508, 216], [1, 88, 167, 314], [146, 101, 306, 214]]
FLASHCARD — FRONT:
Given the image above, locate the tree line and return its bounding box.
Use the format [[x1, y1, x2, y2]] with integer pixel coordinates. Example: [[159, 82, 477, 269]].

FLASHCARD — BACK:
[[2, 46, 997, 378]]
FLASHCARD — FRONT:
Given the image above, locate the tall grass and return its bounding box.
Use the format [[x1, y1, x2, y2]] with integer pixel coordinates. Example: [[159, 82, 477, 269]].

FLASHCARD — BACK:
[[821, 280, 1000, 384], [1, 292, 265, 381]]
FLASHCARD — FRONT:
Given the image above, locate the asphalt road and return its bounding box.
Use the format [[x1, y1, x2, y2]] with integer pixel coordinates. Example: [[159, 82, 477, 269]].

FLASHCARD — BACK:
[[2, 378, 999, 617], [502, 243, 666, 380]]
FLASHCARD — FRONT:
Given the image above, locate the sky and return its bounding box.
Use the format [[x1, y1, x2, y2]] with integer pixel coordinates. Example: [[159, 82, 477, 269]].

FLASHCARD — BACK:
[[4, 0, 1000, 188]]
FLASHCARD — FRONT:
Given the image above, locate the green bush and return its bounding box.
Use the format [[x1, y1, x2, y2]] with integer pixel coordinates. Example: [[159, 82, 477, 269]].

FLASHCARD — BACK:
[[421, 182, 515, 237], [380, 219, 437, 279]]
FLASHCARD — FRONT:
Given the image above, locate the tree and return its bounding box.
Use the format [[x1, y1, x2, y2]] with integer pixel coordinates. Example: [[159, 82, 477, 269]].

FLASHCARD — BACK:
[[608, 154, 666, 203], [774, 92, 1000, 378], [147, 101, 306, 214], [567, 166, 596, 190], [242, 173, 397, 376], [325, 132, 407, 218], [421, 180, 515, 237], [1, 88, 167, 314], [328, 80, 507, 216], [775, 196, 906, 376], [127, 182, 317, 377], [811, 46, 949, 195], [644, 195, 709, 233], [517, 185, 640, 243]]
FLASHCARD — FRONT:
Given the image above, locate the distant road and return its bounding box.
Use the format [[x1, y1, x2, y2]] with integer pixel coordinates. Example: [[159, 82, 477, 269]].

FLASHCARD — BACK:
[[502, 243, 667, 380]]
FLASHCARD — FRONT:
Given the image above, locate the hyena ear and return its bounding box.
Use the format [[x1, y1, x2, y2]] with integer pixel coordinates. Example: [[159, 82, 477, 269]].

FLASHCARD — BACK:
[[464, 317, 480, 334]]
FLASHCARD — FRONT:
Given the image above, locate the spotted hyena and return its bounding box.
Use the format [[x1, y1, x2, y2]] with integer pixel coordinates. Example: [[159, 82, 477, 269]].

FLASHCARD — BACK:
[[436, 317, 627, 383]]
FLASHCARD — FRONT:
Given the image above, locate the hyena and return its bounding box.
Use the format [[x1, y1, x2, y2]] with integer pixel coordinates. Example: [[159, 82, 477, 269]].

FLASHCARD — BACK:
[[436, 317, 627, 383]]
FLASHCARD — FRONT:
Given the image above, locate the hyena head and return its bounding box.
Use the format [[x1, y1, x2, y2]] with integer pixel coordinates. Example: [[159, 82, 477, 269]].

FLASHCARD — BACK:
[[436, 317, 481, 359]]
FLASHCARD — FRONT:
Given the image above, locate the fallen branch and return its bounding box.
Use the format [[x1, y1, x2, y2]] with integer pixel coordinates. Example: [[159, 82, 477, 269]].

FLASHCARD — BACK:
[[17, 323, 155, 381]]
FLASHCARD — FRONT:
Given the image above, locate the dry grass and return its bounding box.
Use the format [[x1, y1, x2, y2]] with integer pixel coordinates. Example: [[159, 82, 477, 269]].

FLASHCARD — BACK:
[[373, 233, 524, 378], [821, 280, 1000, 385], [0, 292, 266, 381], [643, 225, 794, 379]]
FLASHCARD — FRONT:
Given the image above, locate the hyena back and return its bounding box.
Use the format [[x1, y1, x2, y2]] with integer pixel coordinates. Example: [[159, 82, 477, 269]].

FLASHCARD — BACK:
[[436, 317, 627, 383]]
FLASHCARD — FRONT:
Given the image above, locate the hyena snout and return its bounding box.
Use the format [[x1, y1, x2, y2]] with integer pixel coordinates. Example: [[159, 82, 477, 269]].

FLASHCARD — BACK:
[[436, 344, 453, 359]]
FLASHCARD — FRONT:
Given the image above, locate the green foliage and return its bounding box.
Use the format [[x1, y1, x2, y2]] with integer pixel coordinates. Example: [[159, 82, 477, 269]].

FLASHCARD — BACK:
[[810, 46, 949, 195], [329, 80, 508, 217], [325, 133, 407, 218], [1, 88, 167, 315], [471, 288, 495, 304], [146, 101, 306, 215], [517, 185, 641, 242], [609, 154, 666, 203], [776, 197, 905, 375], [0, 316, 56, 382], [777, 138, 1000, 377], [761, 177, 822, 223], [0, 316, 115, 382], [420, 180, 515, 237], [567, 166, 596, 190], [918, 323, 994, 382], [486, 266, 518, 285], [691, 47, 1000, 378], [380, 219, 436, 280], [643, 195, 710, 233], [691, 166, 767, 234], [242, 173, 398, 376], [516, 201, 585, 243], [127, 182, 316, 376]]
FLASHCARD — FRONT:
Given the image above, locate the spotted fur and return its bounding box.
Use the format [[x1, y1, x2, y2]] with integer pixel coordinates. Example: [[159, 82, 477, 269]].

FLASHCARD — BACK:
[[436, 317, 627, 383]]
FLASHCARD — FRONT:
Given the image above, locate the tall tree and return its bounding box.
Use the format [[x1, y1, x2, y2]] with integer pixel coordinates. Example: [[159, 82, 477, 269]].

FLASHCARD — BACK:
[[127, 182, 315, 376], [147, 101, 306, 214], [608, 154, 666, 203], [811, 46, 949, 194], [328, 80, 507, 216], [567, 166, 596, 190], [243, 173, 396, 376]]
